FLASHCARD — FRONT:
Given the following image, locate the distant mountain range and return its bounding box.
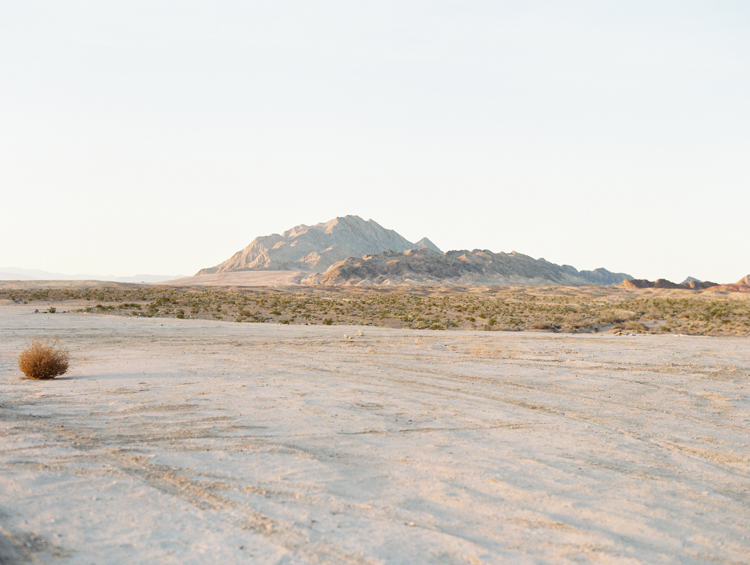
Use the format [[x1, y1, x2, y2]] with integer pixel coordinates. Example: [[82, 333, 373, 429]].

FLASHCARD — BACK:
[[621, 275, 750, 292], [6, 215, 742, 289], [0, 267, 183, 283], [621, 278, 719, 290], [197, 215, 633, 287]]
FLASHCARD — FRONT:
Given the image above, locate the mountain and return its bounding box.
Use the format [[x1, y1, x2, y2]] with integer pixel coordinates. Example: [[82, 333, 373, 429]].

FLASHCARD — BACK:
[[301, 248, 632, 287], [196, 215, 632, 287], [0, 267, 183, 283], [196, 216, 438, 275]]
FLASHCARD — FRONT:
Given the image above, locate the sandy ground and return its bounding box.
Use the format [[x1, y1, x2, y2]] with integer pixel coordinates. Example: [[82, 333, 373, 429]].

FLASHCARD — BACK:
[[157, 271, 308, 287], [0, 307, 748, 564]]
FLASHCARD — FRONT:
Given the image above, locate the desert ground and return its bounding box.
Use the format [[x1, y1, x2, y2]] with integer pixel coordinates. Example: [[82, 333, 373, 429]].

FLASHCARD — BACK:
[[158, 271, 308, 287], [1, 304, 748, 564]]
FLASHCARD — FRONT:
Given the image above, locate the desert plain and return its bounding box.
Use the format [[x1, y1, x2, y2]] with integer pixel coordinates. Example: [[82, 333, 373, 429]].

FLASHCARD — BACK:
[[1, 295, 749, 564]]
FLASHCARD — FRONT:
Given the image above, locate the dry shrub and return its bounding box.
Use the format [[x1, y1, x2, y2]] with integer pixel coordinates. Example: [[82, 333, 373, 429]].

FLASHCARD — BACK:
[[598, 309, 638, 324], [530, 321, 557, 330], [17, 338, 70, 379], [621, 321, 649, 333]]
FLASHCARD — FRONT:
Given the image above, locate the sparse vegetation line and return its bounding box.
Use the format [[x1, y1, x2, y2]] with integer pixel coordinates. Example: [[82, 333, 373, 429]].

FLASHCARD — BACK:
[[1, 285, 748, 336]]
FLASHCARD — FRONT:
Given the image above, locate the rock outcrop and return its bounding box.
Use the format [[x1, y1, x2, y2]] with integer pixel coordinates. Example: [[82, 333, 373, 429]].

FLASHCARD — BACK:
[[197, 216, 438, 275], [301, 248, 631, 287]]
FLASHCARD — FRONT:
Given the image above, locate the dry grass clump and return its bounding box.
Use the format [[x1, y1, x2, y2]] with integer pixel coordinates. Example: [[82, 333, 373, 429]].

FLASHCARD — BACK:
[[17, 338, 70, 379]]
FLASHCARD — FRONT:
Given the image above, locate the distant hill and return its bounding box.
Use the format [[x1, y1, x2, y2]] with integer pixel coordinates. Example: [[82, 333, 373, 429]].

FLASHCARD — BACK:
[[197, 215, 442, 275], [301, 248, 632, 287], [0, 267, 182, 283], [621, 278, 718, 290], [706, 275, 750, 292]]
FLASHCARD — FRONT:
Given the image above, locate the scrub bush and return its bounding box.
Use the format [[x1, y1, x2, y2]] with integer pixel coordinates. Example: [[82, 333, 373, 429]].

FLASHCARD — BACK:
[[17, 338, 70, 379]]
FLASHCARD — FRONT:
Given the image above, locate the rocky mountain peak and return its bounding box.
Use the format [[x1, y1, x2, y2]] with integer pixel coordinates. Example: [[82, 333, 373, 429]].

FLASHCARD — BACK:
[[196, 215, 431, 275], [413, 237, 443, 254]]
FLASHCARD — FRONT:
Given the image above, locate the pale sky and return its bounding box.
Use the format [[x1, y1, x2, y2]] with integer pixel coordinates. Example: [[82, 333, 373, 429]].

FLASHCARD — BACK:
[[1, 1, 748, 282]]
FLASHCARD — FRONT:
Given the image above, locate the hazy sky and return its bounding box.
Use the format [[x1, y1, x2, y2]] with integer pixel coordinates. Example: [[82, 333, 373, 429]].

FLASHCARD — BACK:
[[1, 1, 748, 281]]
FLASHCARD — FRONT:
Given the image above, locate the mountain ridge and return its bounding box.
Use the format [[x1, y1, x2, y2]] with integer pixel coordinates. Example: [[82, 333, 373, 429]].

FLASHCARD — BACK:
[[301, 248, 632, 287]]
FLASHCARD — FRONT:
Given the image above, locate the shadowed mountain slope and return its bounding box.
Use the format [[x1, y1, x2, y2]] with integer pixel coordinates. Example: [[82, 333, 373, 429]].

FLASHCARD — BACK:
[[301, 248, 632, 287]]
